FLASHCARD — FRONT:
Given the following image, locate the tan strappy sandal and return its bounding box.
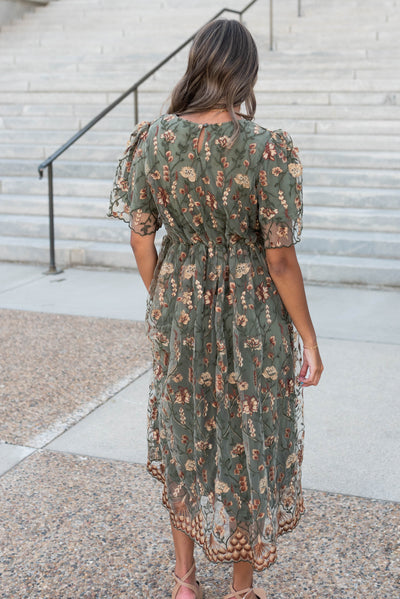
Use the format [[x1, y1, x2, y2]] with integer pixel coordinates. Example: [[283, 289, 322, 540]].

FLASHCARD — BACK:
[[223, 583, 267, 599], [172, 561, 204, 598]]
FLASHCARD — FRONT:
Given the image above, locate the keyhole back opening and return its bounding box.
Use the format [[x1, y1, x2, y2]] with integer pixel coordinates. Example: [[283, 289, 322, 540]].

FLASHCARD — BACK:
[[197, 125, 206, 153]]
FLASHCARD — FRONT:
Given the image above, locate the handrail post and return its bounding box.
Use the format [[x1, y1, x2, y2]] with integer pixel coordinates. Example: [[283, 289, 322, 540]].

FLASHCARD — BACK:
[[269, 0, 273, 51], [45, 163, 62, 274], [134, 88, 139, 125], [298, 0, 301, 17]]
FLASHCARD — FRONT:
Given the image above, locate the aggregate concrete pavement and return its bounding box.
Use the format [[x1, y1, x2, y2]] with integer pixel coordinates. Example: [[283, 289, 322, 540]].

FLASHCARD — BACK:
[[1, 262, 399, 500], [1, 261, 399, 597]]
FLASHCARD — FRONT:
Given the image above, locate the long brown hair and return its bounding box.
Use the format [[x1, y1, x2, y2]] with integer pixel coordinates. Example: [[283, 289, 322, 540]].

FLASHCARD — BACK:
[[168, 19, 258, 145]]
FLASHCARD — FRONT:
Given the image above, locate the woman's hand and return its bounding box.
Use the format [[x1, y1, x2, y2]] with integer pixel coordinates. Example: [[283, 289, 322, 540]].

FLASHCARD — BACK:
[[299, 346, 324, 387]]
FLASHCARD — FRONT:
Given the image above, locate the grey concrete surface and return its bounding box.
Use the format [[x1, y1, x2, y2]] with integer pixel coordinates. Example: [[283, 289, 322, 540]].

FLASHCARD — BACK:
[[2, 263, 400, 335], [48, 369, 151, 464], [302, 337, 400, 502], [0, 263, 147, 320], [0, 442, 35, 476], [1, 262, 400, 503], [0, 262, 46, 293], [46, 337, 400, 503], [305, 282, 400, 344]]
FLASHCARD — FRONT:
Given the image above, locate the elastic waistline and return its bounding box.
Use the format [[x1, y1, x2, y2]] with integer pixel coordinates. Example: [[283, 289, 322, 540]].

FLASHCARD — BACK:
[[166, 234, 262, 249]]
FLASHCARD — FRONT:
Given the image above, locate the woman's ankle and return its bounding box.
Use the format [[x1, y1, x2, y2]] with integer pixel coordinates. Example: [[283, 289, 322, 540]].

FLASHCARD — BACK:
[[174, 559, 196, 580]]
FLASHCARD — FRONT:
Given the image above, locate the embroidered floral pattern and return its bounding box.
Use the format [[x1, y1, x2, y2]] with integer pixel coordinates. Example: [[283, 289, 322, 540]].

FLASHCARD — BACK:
[[108, 114, 304, 571]]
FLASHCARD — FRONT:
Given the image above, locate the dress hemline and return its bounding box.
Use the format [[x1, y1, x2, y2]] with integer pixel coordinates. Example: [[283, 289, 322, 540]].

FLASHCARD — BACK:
[[147, 459, 305, 572]]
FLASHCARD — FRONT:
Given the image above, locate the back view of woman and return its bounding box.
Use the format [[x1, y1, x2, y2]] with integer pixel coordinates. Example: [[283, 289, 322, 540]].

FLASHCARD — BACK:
[[109, 18, 323, 599]]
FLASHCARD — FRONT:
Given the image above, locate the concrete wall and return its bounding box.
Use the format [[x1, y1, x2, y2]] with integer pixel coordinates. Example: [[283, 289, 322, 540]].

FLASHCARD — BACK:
[[0, 0, 48, 27]]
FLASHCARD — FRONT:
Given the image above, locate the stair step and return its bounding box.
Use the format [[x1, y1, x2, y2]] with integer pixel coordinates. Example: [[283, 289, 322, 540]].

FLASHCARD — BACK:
[[1, 195, 398, 232], [11, 67, 400, 80], [3, 143, 400, 169], [0, 194, 400, 233], [300, 229, 400, 259], [3, 57, 400, 73], [297, 253, 400, 287], [0, 159, 116, 179], [305, 187, 400, 209], [0, 92, 111, 105], [2, 131, 400, 154], [0, 195, 107, 217], [2, 102, 400, 120], [4, 114, 400, 136], [0, 215, 130, 243], [3, 111, 400, 135], [301, 150, 400, 169], [0, 215, 398, 260], [0, 129, 128, 146], [0, 0, 399, 287], [0, 176, 110, 197], [305, 207, 400, 232], [304, 167, 400, 189], [0, 235, 398, 287], [0, 233, 163, 269], [1, 163, 399, 190], [294, 135, 400, 151], [2, 77, 400, 94], [1, 90, 399, 108]]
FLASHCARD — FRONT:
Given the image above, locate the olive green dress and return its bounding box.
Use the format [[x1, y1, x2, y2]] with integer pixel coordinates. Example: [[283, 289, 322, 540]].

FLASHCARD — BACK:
[[108, 113, 305, 571]]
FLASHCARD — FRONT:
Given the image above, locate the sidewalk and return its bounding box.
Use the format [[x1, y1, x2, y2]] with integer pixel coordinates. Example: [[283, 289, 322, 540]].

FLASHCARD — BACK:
[[0, 262, 399, 598]]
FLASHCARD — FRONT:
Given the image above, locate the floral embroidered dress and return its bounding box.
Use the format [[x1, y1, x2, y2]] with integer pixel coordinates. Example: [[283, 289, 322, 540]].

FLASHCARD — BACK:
[[108, 113, 305, 571]]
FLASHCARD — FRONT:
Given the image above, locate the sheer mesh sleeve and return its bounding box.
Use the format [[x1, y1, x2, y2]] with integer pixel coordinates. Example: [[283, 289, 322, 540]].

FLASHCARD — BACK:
[[108, 120, 162, 235], [257, 130, 303, 249]]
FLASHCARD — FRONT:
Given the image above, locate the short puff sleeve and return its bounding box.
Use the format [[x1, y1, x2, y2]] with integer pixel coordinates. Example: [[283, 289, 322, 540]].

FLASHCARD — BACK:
[[257, 130, 303, 249], [108, 121, 162, 235]]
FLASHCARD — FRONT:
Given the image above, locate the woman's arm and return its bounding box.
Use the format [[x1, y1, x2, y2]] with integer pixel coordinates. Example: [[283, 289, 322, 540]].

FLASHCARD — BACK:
[[265, 245, 323, 387], [130, 230, 158, 292]]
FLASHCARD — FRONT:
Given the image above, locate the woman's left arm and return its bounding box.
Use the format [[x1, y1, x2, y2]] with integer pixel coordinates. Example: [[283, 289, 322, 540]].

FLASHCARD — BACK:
[[130, 230, 158, 292], [265, 244, 324, 387]]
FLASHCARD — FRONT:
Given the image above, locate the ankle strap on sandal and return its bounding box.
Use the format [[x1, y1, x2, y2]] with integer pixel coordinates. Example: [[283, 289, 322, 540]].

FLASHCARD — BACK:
[[223, 584, 253, 599], [173, 561, 197, 591], [223, 584, 267, 599]]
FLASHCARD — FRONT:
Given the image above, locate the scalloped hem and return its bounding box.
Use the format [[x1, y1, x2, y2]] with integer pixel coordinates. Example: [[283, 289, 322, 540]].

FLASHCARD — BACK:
[[106, 210, 162, 235], [147, 460, 305, 572]]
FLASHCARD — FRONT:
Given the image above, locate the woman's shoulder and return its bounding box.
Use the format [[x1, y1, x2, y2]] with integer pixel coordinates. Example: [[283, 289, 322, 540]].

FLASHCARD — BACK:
[[125, 116, 169, 157], [127, 115, 171, 140], [245, 120, 294, 150], [147, 113, 176, 131]]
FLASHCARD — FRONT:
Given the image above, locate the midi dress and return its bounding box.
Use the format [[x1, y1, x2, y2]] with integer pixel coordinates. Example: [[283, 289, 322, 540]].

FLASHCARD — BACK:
[[108, 113, 305, 572]]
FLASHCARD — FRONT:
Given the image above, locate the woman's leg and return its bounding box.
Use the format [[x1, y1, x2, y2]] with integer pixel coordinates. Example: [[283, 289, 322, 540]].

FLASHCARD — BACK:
[[231, 562, 257, 598], [171, 519, 197, 597]]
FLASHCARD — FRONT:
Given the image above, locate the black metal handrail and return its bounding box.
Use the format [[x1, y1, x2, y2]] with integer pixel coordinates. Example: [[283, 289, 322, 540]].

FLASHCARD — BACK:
[[38, 0, 302, 273]]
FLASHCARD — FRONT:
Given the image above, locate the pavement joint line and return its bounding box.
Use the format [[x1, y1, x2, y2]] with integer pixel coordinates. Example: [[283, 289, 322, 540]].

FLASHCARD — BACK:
[[33, 446, 148, 467], [0, 440, 37, 449], [298, 484, 400, 505], [29, 366, 151, 449], [5, 445, 399, 506], [0, 272, 48, 295], [0, 367, 153, 477], [0, 446, 38, 479]]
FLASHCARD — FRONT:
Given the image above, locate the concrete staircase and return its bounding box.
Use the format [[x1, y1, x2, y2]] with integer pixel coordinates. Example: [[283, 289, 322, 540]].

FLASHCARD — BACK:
[[0, 0, 399, 286]]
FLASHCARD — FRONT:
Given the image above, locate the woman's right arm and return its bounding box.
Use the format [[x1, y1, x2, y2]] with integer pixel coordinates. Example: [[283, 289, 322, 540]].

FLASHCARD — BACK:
[[265, 244, 324, 387]]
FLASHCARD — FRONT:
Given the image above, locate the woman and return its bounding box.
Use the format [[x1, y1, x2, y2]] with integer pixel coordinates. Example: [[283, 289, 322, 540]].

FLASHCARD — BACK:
[[108, 18, 323, 599]]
